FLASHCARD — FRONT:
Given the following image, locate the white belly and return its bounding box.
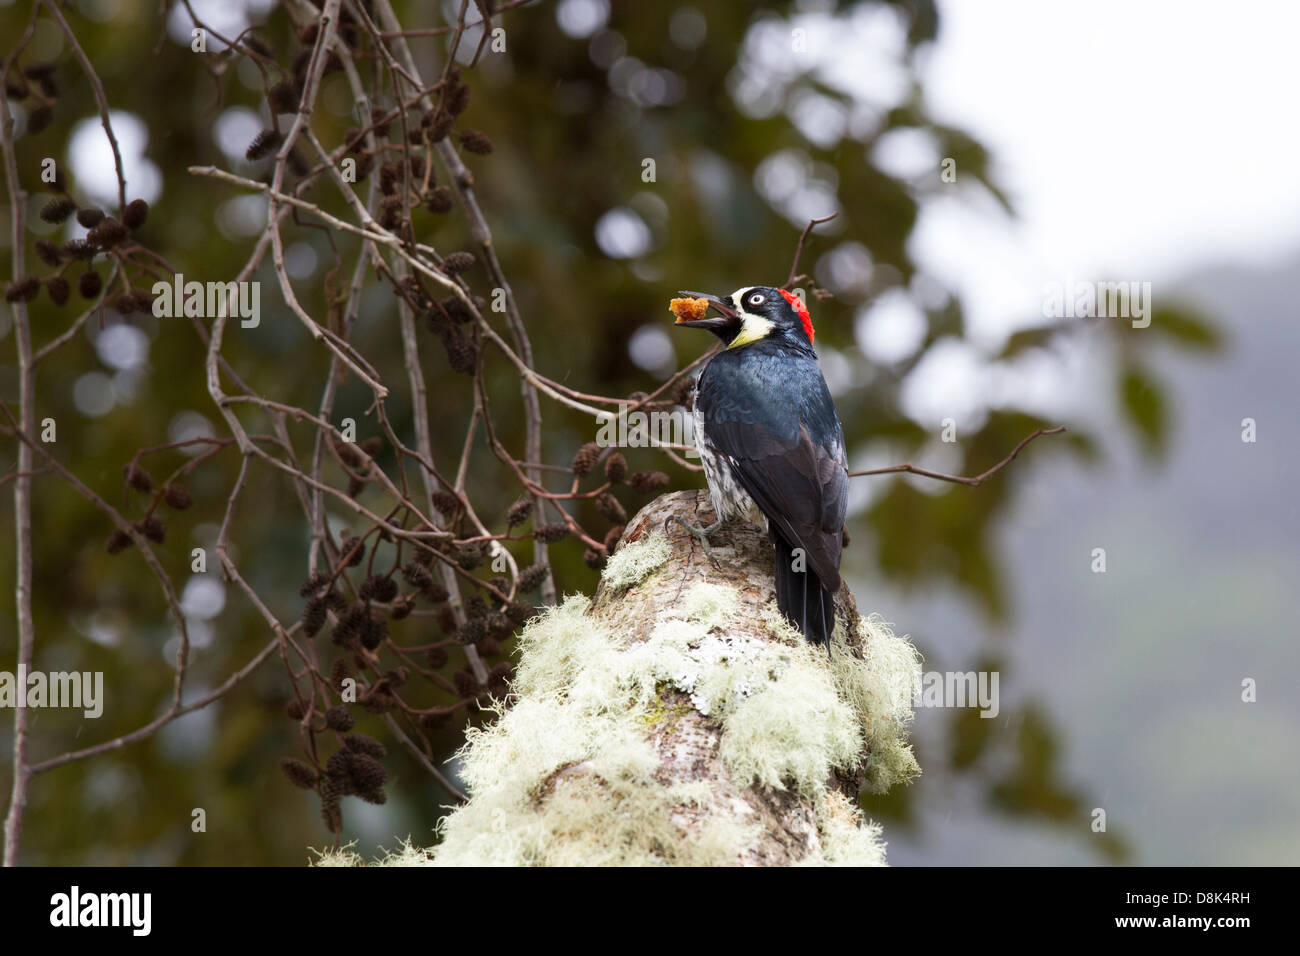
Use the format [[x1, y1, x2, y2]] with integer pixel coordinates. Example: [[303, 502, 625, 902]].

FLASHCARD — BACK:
[[692, 400, 765, 527]]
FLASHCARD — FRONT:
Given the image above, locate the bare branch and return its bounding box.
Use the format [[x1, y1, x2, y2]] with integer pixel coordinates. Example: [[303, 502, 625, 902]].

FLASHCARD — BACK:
[[784, 213, 838, 289], [40, 0, 127, 210], [848, 426, 1068, 485], [0, 12, 38, 869]]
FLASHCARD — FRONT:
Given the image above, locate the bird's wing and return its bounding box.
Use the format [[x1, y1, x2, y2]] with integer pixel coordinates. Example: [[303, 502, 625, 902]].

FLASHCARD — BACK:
[[701, 387, 847, 590]]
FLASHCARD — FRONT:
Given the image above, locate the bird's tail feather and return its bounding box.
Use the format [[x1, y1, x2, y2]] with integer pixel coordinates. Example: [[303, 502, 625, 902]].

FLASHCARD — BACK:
[[772, 532, 835, 648]]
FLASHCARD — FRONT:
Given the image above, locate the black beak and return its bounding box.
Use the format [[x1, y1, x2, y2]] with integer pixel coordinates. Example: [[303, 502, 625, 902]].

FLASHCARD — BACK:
[[673, 290, 737, 330]]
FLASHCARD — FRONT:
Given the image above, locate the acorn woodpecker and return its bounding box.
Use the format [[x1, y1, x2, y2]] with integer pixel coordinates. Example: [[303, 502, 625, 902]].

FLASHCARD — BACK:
[[671, 285, 848, 648]]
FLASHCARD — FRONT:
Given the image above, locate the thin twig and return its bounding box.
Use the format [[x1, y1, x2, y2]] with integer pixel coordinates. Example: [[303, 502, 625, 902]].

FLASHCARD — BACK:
[[28, 639, 279, 775], [39, 0, 126, 209], [848, 426, 1067, 485], [784, 213, 838, 289]]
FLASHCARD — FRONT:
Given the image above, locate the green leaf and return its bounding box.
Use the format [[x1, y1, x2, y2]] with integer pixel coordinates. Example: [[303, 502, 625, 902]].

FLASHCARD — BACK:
[[1120, 366, 1168, 459], [997, 325, 1064, 359], [949, 700, 995, 770], [1149, 305, 1222, 351]]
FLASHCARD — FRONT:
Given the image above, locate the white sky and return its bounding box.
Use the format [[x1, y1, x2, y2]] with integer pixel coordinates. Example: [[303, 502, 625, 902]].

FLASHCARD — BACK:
[[914, 0, 1300, 343]]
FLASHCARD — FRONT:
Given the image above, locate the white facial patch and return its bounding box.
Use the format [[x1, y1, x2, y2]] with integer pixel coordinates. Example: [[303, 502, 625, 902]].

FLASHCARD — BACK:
[[726, 286, 775, 349]]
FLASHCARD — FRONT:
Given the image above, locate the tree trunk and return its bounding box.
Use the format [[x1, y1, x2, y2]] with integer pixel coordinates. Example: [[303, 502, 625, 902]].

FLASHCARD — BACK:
[[372, 490, 921, 866]]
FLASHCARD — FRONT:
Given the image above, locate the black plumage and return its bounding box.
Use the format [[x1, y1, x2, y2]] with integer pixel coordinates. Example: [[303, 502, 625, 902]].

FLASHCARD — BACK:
[[674, 286, 848, 647]]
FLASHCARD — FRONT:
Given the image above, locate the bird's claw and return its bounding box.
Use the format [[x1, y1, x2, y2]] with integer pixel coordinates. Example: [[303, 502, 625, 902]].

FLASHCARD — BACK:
[[663, 514, 725, 568]]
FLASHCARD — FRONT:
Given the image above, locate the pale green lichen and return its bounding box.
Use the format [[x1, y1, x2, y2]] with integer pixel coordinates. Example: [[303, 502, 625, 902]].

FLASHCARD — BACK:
[[429, 593, 745, 866], [311, 838, 437, 867], [319, 576, 922, 866], [799, 790, 889, 866], [309, 841, 366, 867], [676, 580, 738, 628], [599, 531, 670, 591], [830, 613, 922, 793], [434, 658, 760, 866], [509, 594, 611, 701], [638, 693, 692, 729], [716, 640, 863, 795]]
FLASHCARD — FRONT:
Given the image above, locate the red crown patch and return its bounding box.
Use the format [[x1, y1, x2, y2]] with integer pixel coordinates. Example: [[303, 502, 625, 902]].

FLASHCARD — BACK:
[[778, 288, 814, 344]]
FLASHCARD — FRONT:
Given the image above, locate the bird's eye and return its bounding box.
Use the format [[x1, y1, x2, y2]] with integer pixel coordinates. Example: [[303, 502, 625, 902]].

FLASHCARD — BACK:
[[747, 293, 765, 306]]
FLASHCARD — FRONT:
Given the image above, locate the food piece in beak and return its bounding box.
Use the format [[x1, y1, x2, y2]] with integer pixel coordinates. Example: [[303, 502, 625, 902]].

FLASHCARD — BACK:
[[669, 296, 711, 323], [670, 291, 736, 330]]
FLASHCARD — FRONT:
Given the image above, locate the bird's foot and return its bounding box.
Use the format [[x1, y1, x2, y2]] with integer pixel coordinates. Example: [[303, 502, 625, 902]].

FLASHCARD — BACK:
[[663, 514, 726, 568]]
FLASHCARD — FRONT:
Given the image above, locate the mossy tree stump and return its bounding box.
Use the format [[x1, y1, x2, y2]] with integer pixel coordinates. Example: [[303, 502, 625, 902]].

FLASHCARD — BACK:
[[346, 491, 921, 866]]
